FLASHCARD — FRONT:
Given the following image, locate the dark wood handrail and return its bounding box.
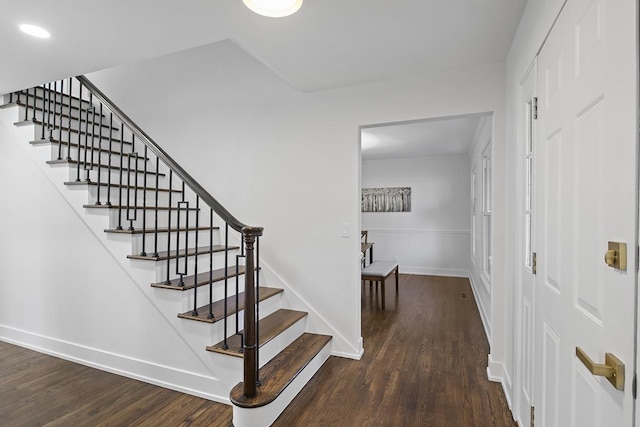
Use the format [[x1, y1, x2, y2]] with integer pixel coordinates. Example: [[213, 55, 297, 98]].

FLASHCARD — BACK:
[[76, 75, 249, 233]]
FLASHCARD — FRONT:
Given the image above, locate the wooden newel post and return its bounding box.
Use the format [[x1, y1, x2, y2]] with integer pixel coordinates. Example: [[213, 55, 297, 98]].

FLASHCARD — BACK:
[[242, 226, 263, 398]]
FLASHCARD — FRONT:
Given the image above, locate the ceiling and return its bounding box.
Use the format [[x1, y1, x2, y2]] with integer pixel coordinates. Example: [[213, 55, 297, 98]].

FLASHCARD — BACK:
[[361, 114, 489, 160], [1, 0, 527, 95]]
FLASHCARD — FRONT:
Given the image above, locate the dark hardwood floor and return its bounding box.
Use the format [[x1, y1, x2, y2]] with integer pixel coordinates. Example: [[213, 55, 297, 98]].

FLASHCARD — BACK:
[[0, 274, 514, 426], [274, 275, 515, 426]]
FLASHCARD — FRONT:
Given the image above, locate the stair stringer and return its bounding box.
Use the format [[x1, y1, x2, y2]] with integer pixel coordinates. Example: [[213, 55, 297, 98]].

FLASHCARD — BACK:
[[0, 106, 242, 403]]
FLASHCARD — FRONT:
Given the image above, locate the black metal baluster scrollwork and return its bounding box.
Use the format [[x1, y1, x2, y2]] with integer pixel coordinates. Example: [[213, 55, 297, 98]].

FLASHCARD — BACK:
[[73, 75, 263, 400], [176, 185, 188, 287], [127, 135, 138, 231]]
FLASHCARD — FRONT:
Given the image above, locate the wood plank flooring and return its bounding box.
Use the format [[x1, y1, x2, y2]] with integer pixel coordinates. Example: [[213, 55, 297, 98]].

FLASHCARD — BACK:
[[273, 274, 515, 426], [0, 274, 514, 426]]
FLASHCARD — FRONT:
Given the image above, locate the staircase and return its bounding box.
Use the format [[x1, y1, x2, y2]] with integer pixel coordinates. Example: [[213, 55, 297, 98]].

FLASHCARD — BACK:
[[1, 77, 332, 427]]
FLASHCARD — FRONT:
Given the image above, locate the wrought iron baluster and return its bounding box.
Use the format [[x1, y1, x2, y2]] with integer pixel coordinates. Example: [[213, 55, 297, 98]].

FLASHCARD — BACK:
[[208, 209, 214, 319], [24, 88, 30, 122], [82, 105, 92, 182], [223, 223, 229, 350], [127, 135, 137, 231], [51, 81, 57, 138], [165, 170, 173, 284], [175, 182, 187, 286], [95, 103, 103, 205], [40, 83, 48, 141], [152, 157, 159, 257], [31, 87, 36, 122], [65, 78, 72, 160], [56, 80, 64, 159], [106, 112, 113, 205], [140, 145, 148, 255], [75, 84, 83, 181], [116, 124, 125, 230], [192, 196, 200, 316]]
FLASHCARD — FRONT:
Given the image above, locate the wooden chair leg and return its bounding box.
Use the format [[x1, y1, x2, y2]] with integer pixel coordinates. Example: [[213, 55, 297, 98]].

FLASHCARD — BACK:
[[381, 279, 385, 309]]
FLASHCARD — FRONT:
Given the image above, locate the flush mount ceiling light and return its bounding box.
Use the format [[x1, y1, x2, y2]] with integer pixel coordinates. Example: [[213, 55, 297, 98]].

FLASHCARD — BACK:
[[19, 24, 51, 38], [242, 0, 303, 17]]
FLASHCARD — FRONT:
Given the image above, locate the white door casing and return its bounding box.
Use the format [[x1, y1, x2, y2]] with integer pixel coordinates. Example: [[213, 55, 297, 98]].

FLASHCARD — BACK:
[[534, 0, 637, 426], [516, 59, 537, 427]]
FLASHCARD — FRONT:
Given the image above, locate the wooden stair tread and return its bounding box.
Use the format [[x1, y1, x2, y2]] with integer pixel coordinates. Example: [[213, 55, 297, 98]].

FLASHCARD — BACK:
[[105, 226, 218, 235], [47, 159, 163, 177], [83, 204, 198, 211], [151, 265, 246, 291], [127, 245, 239, 261], [177, 287, 283, 324], [12, 90, 99, 111], [14, 119, 134, 144], [5, 99, 109, 120], [64, 181, 180, 193], [206, 309, 307, 357], [230, 333, 332, 408], [31, 139, 148, 159]]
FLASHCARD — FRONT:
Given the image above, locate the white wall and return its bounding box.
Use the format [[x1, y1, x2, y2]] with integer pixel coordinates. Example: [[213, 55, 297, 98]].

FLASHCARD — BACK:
[[87, 39, 506, 361], [362, 155, 470, 277], [0, 106, 237, 402], [0, 39, 507, 403]]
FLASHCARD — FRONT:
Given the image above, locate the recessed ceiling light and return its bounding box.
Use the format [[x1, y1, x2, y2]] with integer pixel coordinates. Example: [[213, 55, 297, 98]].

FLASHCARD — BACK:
[[242, 0, 303, 18], [19, 24, 51, 39]]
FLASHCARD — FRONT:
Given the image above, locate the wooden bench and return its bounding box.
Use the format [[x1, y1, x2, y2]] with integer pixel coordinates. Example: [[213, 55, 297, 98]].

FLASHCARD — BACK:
[[361, 261, 399, 309]]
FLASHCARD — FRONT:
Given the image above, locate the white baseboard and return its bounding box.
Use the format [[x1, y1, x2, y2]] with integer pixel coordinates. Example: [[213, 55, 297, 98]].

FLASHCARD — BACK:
[[467, 274, 491, 341], [0, 324, 230, 404], [487, 354, 514, 412], [400, 266, 469, 278], [333, 336, 364, 360]]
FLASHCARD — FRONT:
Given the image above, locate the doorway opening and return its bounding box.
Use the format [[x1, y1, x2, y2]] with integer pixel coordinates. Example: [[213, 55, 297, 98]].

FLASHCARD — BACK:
[[358, 112, 493, 335]]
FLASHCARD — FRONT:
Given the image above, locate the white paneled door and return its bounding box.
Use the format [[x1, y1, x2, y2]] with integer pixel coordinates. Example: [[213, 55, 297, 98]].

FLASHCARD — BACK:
[[517, 59, 537, 427], [534, 0, 637, 426]]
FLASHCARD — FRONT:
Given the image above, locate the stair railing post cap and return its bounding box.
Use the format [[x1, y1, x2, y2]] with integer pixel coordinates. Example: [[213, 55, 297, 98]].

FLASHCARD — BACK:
[[242, 226, 264, 237]]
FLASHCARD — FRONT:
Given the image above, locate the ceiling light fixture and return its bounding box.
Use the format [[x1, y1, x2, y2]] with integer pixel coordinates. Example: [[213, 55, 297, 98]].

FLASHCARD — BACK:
[[19, 24, 51, 39], [242, 0, 303, 18]]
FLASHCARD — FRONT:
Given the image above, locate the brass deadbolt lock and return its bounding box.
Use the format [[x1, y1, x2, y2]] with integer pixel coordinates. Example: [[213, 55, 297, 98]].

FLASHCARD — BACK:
[[604, 242, 627, 270]]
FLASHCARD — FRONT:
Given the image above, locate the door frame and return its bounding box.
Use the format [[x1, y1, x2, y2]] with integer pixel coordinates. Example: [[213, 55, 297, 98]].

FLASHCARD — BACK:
[[514, 57, 537, 427]]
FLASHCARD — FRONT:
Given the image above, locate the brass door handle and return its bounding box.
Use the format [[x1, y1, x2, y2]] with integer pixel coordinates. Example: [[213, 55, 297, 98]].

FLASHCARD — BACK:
[[575, 347, 625, 390]]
